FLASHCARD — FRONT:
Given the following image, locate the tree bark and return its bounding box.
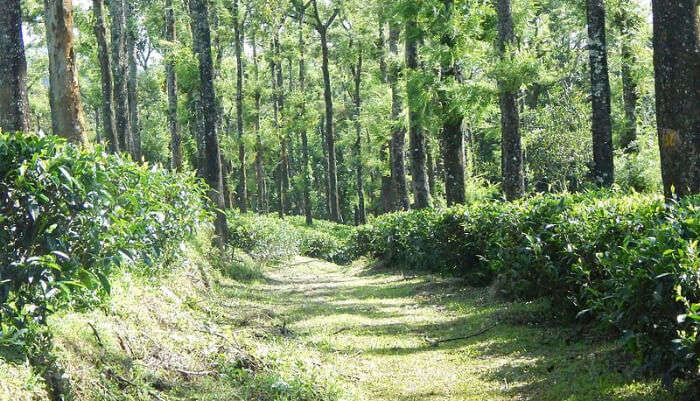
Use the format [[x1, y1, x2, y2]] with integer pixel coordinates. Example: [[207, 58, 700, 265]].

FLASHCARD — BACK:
[[44, 0, 87, 145], [388, 24, 410, 211], [294, 1, 313, 225], [165, 0, 181, 170], [189, 0, 227, 247], [617, 8, 638, 152], [0, 0, 30, 133], [233, 0, 248, 212], [405, 15, 431, 209], [126, 1, 140, 159], [311, 1, 342, 222], [651, 0, 700, 198], [439, 0, 465, 205], [110, 0, 131, 153], [92, 0, 118, 152], [251, 30, 267, 213], [494, 0, 524, 200], [586, 0, 614, 186], [352, 48, 366, 224]]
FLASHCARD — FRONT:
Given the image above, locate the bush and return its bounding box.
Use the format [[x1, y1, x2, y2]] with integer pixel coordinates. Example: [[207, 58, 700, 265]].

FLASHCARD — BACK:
[[0, 132, 210, 355], [350, 191, 700, 382], [227, 213, 356, 265]]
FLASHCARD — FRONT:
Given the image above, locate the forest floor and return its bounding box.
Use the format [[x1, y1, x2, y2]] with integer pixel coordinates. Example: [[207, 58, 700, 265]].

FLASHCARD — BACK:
[[1, 253, 677, 401]]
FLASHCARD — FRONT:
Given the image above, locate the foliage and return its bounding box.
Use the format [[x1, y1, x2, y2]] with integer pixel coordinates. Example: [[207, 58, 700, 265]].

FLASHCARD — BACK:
[[0, 131, 211, 354], [350, 191, 700, 382], [226, 213, 356, 265]]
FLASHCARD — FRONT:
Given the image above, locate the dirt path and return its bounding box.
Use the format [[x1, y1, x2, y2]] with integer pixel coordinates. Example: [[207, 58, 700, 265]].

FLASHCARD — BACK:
[[233, 257, 669, 401]]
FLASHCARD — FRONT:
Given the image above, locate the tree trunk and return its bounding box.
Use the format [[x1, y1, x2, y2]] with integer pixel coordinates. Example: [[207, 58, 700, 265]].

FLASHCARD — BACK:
[[494, 0, 525, 200], [251, 31, 267, 213], [110, 0, 131, 153], [586, 0, 614, 186], [295, 3, 313, 225], [389, 24, 410, 211], [353, 48, 366, 224], [275, 34, 291, 215], [91, 0, 118, 152], [320, 31, 341, 222], [311, 1, 341, 222], [233, 0, 248, 212], [44, 0, 87, 145], [165, 0, 181, 170], [405, 15, 431, 209], [651, 0, 700, 198], [0, 0, 30, 133], [126, 1, 140, 160], [616, 7, 638, 152], [189, 0, 227, 247], [439, 0, 465, 205]]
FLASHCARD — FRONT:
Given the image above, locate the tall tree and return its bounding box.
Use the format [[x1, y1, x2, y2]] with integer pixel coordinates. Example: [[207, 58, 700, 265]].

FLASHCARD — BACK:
[[165, 0, 181, 170], [405, 7, 431, 209], [494, 0, 524, 200], [614, 4, 639, 152], [438, 0, 465, 205], [0, 0, 30, 133], [292, 0, 314, 225], [251, 29, 267, 213], [388, 23, 410, 211], [310, 0, 342, 222], [349, 39, 366, 224], [232, 0, 248, 212], [189, 0, 227, 247], [651, 0, 700, 197], [126, 1, 141, 159], [586, 0, 614, 186], [44, 0, 87, 145], [92, 0, 118, 153], [110, 0, 131, 154]]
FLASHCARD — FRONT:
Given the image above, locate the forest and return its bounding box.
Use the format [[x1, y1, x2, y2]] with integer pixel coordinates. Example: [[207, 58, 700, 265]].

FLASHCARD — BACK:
[[0, 0, 698, 400]]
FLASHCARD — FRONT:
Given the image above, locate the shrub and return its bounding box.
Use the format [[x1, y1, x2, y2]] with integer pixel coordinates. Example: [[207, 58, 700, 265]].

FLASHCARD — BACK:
[[350, 191, 699, 382], [0, 132, 210, 361]]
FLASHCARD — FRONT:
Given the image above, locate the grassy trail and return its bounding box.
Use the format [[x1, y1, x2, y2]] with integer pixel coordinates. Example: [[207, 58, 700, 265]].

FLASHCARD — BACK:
[[234, 257, 671, 401], [1, 254, 674, 401]]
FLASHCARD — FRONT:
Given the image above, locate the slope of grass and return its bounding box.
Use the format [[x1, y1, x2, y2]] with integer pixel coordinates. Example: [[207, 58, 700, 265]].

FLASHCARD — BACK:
[[1, 246, 687, 400]]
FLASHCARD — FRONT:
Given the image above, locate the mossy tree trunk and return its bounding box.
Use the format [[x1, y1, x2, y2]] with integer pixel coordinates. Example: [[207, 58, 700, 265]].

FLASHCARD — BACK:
[[651, 0, 700, 198], [0, 0, 30, 133], [44, 0, 87, 145]]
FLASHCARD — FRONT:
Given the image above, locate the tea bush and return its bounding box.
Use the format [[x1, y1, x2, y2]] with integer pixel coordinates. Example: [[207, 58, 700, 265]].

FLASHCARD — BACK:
[[227, 213, 355, 264], [0, 132, 210, 354], [350, 191, 699, 382]]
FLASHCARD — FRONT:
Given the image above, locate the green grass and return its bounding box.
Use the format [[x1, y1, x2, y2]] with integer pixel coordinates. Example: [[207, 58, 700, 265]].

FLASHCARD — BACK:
[[1, 247, 684, 400]]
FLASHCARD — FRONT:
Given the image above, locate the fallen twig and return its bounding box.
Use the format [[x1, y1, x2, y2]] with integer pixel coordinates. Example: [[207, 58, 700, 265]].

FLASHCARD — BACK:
[[87, 322, 104, 348], [424, 323, 500, 347]]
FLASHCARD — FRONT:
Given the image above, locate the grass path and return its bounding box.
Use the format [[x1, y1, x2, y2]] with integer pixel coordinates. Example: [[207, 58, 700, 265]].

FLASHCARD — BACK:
[[227, 257, 672, 401]]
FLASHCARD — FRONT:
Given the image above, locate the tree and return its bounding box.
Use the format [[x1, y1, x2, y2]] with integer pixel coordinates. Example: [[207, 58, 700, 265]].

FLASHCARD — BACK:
[[292, 0, 314, 225], [494, 0, 524, 200], [405, 5, 431, 209], [651, 0, 700, 197], [165, 0, 181, 170], [231, 0, 248, 212], [310, 0, 342, 222], [44, 0, 87, 145], [613, 2, 640, 152], [126, 1, 141, 159], [251, 28, 267, 213], [586, 0, 614, 186], [92, 0, 119, 153], [0, 0, 30, 133], [189, 0, 227, 247], [110, 0, 132, 154], [388, 23, 410, 211], [437, 0, 465, 205], [348, 32, 366, 224]]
